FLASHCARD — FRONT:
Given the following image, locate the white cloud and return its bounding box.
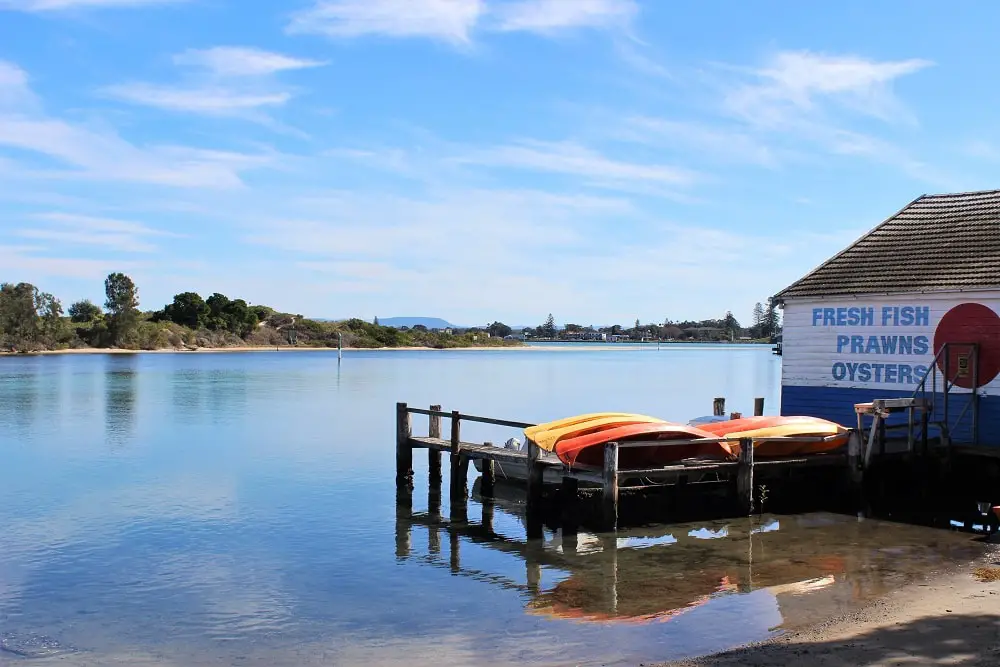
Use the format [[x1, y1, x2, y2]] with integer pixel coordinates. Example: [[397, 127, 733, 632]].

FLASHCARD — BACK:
[[172, 47, 326, 77], [287, 0, 485, 45], [456, 139, 699, 189], [0, 0, 186, 10], [623, 117, 777, 167], [104, 47, 322, 118], [12, 212, 180, 253], [491, 0, 637, 33], [725, 50, 931, 127]]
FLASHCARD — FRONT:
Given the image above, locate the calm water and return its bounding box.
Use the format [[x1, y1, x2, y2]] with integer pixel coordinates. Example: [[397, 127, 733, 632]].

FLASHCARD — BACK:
[[0, 346, 984, 666]]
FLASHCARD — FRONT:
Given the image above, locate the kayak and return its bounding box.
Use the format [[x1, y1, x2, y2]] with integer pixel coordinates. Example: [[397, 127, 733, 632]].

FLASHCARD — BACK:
[[555, 422, 732, 467], [697, 416, 849, 457], [525, 413, 666, 453]]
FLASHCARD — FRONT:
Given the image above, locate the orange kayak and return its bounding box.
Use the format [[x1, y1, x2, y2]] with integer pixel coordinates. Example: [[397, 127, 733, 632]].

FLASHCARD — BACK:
[[697, 416, 849, 457], [555, 422, 730, 468]]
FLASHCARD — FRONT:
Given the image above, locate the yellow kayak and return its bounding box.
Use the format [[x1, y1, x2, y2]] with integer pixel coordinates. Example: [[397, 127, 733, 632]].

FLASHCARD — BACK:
[[526, 413, 665, 452]]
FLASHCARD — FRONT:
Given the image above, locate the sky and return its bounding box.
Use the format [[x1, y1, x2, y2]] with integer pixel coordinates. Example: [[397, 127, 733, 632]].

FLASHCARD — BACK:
[[2, 0, 1000, 327]]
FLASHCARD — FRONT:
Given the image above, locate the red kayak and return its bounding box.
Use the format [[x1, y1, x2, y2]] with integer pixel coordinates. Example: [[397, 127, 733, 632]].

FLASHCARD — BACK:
[[696, 415, 849, 457], [555, 422, 733, 468]]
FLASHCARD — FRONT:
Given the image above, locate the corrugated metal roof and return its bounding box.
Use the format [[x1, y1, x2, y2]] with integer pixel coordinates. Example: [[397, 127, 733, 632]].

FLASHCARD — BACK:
[[776, 189, 1000, 301]]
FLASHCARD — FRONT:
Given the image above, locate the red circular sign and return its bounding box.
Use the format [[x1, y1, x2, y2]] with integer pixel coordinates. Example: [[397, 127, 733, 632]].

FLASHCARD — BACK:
[[933, 302, 1000, 388]]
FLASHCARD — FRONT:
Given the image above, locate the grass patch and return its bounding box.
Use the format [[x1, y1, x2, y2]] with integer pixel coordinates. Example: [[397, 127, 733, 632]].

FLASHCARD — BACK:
[[972, 566, 1000, 582]]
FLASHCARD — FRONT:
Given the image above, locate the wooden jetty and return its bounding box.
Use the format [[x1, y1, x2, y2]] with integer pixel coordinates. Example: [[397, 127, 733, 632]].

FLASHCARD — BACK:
[[396, 401, 861, 530]]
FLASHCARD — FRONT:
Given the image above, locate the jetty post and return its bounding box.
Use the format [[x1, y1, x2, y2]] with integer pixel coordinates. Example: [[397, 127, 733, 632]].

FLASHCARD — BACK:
[[713, 397, 726, 416], [481, 442, 497, 497], [338, 332, 343, 361], [736, 437, 754, 513], [450, 410, 469, 501], [428, 404, 442, 487], [526, 439, 545, 538], [602, 442, 620, 530], [754, 397, 765, 416], [395, 402, 413, 487]]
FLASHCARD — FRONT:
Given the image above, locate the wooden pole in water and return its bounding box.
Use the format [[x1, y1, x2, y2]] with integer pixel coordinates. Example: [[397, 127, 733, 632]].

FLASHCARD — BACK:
[[449, 411, 469, 501], [338, 332, 343, 361], [481, 442, 496, 497], [395, 402, 413, 488], [713, 397, 726, 416], [603, 442, 620, 530], [428, 404, 442, 486], [754, 397, 765, 417], [526, 439, 545, 539], [737, 437, 754, 514]]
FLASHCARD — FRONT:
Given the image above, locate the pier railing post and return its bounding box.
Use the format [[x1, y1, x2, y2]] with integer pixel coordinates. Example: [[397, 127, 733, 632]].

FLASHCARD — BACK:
[[428, 405, 442, 486], [450, 410, 468, 501], [713, 397, 726, 417], [754, 397, 765, 417], [526, 440, 544, 539], [737, 437, 754, 514], [396, 402, 413, 487], [602, 442, 619, 530], [481, 442, 496, 498]]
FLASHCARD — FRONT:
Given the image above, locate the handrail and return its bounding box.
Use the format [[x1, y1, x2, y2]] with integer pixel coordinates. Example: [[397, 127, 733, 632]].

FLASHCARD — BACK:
[[909, 341, 980, 446]]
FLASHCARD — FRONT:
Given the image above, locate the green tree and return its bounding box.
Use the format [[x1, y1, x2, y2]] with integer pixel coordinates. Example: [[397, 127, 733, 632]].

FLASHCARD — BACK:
[[205, 293, 231, 330], [764, 299, 781, 338], [0, 282, 40, 351], [164, 292, 209, 329], [221, 298, 257, 337], [36, 291, 64, 345], [752, 302, 765, 338], [541, 313, 556, 338], [488, 321, 512, 338], [69, 299, 102, 323], [105, 273, 140, 346], [723, 310, 740, 338]]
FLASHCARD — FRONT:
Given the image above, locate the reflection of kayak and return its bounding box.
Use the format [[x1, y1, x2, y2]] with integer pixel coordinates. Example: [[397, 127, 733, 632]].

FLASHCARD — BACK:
[[556, 422, 733, 468], [525, 413, 665, 453], [697, 416, 849, 457]]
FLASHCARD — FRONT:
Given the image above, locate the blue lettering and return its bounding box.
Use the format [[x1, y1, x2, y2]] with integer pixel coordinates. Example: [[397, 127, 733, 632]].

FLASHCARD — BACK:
[[880, 336, 898, 355], [858, 363, 872, 382], [882, 306, 893, 326], [836, 307, 847, 326], [851, 335, 864, 354], [899, 306, 915, 326], [824, 308, 836, 326], [898, 336, 913, 355], [885, 365, 898, 383], [847, 307, 860, 326], [914, 336, 929, 355], [899, 365, 913, 384], [866, 336, 881, 354], [860, 307, 874, 326], [873, 363, 885, 382], [832, 362, 847, 381], [914, 365, 928, 381], [812, 308, 823, 326], [915, 306, 929, 326], [845, 363, 858, 381], [836, 335, 850, 352]]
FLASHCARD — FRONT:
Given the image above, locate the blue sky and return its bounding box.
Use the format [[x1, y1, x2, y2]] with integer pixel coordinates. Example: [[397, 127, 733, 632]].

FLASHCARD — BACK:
[[2, 0, 1000, 326]]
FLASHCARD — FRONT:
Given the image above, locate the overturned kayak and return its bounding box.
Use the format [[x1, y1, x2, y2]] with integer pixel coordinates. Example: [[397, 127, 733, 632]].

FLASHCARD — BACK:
[[696, 416, 849, 457], [556, 422, 733, 468], [525, 413, 666, 454]]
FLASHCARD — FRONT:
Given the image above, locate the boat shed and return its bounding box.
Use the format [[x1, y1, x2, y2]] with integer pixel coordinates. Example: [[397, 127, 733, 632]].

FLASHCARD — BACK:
[[774, 189, 1000, 453]]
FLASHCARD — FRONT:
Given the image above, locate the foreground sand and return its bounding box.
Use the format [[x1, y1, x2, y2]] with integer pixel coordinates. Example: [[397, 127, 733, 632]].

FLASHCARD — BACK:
[[666, 547, 1000, 667]]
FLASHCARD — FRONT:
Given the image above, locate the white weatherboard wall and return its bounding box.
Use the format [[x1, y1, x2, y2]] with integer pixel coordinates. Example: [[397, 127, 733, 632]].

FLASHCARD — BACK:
[[782, 291, 1000, 395]]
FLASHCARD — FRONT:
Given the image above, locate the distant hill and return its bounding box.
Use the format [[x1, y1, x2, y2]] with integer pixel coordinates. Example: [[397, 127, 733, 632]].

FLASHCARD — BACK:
[[379, 317, 456, 329]]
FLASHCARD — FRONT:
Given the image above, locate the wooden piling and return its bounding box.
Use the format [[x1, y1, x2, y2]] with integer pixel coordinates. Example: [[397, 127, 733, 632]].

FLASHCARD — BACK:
[[602, 442, 620, 530], [713, 397, 726, 416], [754, 397, 765, 417], [526, 440, 545, 539], [481, 447, 496, 498], [396, 402, 413, 487], [736, 437, 754, 514], [449, 410, 468, 501], [428, 405, 442, 486]]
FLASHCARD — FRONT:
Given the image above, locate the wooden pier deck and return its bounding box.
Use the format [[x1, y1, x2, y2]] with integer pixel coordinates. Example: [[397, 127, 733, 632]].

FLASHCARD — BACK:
[[396, 403, 861, 530]]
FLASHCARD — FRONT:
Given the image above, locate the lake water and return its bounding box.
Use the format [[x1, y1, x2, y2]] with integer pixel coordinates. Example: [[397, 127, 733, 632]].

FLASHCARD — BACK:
[[0, 346, 985, 666]]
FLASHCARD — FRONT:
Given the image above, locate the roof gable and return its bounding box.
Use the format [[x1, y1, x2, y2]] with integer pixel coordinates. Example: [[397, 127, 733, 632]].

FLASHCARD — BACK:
[[776, 189, 1000, 301]]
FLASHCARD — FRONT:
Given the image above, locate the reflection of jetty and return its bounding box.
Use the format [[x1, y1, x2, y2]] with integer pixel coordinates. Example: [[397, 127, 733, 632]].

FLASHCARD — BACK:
[[395, 403, 858, 531], [393, 489, 981, 627]]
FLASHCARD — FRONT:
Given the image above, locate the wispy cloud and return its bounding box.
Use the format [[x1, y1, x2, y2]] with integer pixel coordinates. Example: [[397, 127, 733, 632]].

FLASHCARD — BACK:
[[0, 59, 271, 188], [491, 0, 637, 34], [103, 47, 323, 119], [622, 116, 777, 167], [0, 0, 186, 11], [287, 0, 485, 45], [724, 50, 932, 127], [455, 139, 699, 190], [172, 47, 326, 77], [14, 212, 180, 253]]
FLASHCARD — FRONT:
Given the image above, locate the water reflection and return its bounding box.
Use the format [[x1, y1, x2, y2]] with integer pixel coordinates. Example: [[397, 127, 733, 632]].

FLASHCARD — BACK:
[[104, 355, 137, 447], [395, 484, 983, 635]]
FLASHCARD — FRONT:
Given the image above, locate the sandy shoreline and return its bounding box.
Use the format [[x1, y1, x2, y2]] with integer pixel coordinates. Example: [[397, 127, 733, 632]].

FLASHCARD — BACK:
[[665, 546, 1000, 667]]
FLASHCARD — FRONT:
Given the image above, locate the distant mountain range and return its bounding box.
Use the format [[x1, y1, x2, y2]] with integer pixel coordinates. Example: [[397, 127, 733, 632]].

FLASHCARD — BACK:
[[378, 317, 456, 329]]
